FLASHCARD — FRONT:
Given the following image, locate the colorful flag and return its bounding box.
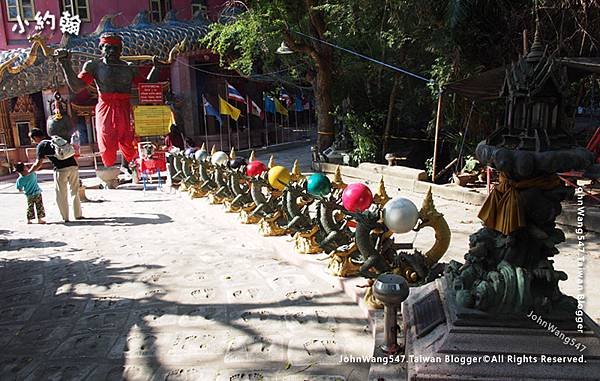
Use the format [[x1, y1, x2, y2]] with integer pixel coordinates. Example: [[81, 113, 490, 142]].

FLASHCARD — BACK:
[[294, 97, 303, 112], [280, 88, 292, 107], [274, 98, 289, 116], [264, 96, 276, 114], [219, 96, 241, 121], [226, 82, 246, 104], [247, 96, 264, 120], [203, 96, 222, 125], [302, 96, 311, 110]]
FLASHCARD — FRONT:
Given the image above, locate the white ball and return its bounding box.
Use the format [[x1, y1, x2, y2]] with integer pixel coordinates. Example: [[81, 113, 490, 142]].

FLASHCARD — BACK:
[[194, 149, 208, 161], [211, 151, 229, 166], [383, 197, 419, 234]]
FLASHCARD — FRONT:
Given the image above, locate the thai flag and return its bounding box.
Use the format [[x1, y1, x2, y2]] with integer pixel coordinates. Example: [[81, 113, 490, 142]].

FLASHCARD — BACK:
[[226, 82, 246, 104], [247, 96, 264, 120]]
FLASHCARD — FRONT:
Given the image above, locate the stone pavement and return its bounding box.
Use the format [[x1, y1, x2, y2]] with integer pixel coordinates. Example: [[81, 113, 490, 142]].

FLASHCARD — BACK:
[[0, 143, 598, 380], [0, 146, 371, 380]]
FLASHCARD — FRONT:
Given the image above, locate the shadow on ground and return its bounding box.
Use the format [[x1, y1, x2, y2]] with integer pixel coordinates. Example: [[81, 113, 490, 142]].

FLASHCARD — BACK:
[[62, 213, 173, 227], [0, 256, 369, 380]]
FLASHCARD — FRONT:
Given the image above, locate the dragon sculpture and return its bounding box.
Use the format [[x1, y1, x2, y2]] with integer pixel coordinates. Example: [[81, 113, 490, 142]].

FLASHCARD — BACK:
[[224, 169, 252, 213], [238, 174, 263, 225], [344, 187, 451, 309], [248, 174, 287, 236], [194, 158, 216, 197], [0, 10, 209, 100], [208, 164, 232, 205], [282, 181, 321, 254]]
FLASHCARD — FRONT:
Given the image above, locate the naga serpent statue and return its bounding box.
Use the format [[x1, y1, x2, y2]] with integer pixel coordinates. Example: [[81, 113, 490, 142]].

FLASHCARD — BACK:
[[167, 150, 185, 186], [175, 155, 200, 192], [282, 182, 321, 254], [247, 174, 287, 236], [348, 188, 451, 309], [224, 169, 252, 213], [316, 196, 354, 253], [238, 173, 266, 225], [194, 158, 217, 197], [208, 164, 232, 205]]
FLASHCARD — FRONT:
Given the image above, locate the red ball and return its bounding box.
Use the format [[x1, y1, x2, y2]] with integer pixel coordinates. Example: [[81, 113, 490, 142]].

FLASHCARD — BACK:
[[246, 160, 268, 177], [342, 183, 373, 212]]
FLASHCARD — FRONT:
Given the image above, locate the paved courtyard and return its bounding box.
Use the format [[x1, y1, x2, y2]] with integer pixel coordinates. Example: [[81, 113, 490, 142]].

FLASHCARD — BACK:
[[0, 147, 372, 380], [0, 144, 598, 380]]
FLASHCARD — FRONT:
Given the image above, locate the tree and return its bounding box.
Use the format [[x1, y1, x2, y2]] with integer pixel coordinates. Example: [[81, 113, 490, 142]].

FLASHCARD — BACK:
[[202, 0, 600, 170], [202, 1, 336, 150]]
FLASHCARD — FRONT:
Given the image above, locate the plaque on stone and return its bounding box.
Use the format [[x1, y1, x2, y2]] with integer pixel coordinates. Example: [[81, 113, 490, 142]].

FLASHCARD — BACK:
[[413, 289, 445, 338]]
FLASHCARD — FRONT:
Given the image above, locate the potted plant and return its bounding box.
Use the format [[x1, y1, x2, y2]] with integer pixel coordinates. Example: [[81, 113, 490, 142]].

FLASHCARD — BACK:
[[453, 155, 481, 186]]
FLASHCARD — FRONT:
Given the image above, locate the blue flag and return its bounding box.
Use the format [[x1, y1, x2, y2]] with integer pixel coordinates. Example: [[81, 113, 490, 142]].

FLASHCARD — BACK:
[[203, 96, 222, 126], [294, 97, 303, 112], [264, 96, 276, 114]]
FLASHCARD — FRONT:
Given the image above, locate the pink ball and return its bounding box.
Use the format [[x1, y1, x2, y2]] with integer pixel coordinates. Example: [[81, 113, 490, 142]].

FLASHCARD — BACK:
[[342, 183, 373, 212]]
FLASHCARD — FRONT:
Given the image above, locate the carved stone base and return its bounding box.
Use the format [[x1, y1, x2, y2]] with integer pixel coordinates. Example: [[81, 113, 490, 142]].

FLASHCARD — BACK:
[[239, 205, 260, 224], [188, 186, 208, 199], [258, 211, 288, 236], [293, 226, 322, 254], [208, 193, 225, 204], [327, 244, 361, 277], [223, 200, 242, 213], [403, 277, 600, 380]]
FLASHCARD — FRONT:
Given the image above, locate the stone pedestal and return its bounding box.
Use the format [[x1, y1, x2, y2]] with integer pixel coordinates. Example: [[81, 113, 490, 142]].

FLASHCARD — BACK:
[[257, 211, 288, 236], [403, 277, 600, 380], [293, 227, 322, 254]]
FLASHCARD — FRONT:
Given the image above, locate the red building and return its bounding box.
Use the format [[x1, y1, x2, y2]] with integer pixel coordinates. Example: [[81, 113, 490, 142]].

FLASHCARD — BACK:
[[0, 0, 224, 50], [0, 0, 268, 165], [0, 0, 303, 170]]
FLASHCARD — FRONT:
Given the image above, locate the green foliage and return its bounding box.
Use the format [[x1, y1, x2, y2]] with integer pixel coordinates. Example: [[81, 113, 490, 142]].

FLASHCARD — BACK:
[[200, 0, 600, 170], [425, 157, 434, 177], [201, 10, 281, 75], [338, 111, 382, 165], [428, 57, 453, 94], [462, 155, 480, 173]]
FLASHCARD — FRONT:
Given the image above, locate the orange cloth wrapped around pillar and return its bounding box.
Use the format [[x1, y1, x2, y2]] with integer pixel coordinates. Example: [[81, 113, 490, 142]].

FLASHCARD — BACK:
[[478, 173, 562, 235]]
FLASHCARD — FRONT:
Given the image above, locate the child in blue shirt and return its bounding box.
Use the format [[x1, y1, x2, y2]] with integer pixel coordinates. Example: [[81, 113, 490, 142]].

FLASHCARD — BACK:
[[15, 162, 46, 224]]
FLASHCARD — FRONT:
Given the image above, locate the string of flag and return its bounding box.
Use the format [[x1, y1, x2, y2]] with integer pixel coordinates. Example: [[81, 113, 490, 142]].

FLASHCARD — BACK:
[[202, 83, 313, 122]]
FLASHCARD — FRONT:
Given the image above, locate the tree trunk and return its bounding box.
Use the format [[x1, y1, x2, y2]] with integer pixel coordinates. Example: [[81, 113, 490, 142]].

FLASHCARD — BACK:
[[381, 74, 400, 162], [315, 55, 334, 151]]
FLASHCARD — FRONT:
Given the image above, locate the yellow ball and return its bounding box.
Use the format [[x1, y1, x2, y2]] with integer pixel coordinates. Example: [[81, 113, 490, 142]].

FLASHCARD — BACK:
[[268, 165, 291, 190]]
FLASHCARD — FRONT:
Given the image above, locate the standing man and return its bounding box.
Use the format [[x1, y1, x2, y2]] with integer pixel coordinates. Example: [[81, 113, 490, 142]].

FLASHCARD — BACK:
[[55, 33, 163, 168], [29, 128, 82, 223]]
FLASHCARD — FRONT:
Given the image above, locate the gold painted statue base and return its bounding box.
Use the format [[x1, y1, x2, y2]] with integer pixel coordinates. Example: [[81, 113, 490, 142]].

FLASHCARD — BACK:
[[258, 211, 288, 237], [363, 284, 384, 310], [208, 193, 225, 205], [188, 185, 208, 199], [293, 226, 322, 254], [327, 244, 360, 277], [224, 200, 242, 213], [239, 204, 260, 224]]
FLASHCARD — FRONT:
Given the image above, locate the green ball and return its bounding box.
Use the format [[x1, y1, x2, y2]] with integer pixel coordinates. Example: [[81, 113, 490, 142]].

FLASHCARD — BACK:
[[307, 173, 331, 196]]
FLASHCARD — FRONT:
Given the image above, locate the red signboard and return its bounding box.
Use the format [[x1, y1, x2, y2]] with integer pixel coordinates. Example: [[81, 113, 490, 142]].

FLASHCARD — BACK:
[[138, 83, 164, 104]]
